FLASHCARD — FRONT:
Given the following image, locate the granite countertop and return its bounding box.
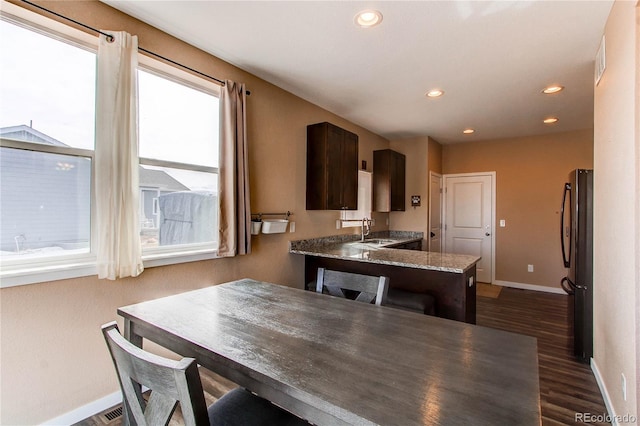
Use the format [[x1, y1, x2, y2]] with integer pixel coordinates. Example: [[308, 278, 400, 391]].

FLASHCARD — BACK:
[[290, 231, 480, 273]]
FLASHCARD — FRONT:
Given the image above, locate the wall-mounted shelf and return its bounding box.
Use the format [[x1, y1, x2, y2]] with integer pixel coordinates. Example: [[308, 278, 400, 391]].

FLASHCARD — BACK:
[[251, 211, 292, 221], [251, 211, 293, 235]]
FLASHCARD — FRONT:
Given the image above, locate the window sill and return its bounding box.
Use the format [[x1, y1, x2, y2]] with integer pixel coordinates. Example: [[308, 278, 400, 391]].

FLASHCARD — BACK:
[[142, 248, 219, 268], [1, 249, 220, 288], [1, 260, 98, 288]]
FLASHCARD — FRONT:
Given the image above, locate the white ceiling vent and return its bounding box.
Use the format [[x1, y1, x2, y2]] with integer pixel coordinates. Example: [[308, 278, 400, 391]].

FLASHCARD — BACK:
[[595, 35, 606, 86]]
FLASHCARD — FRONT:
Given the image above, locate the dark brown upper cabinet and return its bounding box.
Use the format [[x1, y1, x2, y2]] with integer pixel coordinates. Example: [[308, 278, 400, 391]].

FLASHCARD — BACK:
[[306, 122, 358, 210], [373, 149, 406, 212]]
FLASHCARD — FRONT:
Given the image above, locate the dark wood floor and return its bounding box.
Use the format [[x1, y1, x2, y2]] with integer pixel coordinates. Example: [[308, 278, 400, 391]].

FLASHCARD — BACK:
[[77, 286, 608, 425], [476, 287, 608, 426]]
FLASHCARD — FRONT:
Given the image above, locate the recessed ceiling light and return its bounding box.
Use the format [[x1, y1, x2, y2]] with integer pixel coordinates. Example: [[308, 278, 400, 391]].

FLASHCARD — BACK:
[[463, 128, 475, 134], [426, 89, 444, 98], [543, 117, 559, 124], [542, 85, 564, 94], [354, 10, 383, 28]]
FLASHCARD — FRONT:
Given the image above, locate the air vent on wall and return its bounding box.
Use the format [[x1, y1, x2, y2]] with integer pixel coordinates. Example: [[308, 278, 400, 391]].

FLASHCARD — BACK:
[[595, 35, 606, 86]]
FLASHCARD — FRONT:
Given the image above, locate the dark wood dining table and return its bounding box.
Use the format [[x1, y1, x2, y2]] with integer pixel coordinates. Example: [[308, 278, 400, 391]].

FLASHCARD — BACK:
[[118, 279, 541, 425]]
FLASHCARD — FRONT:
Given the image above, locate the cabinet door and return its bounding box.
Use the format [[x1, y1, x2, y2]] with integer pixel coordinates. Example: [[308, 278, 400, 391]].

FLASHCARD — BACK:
[[306, 122, 358, 210], [391, 151, 405, 211], [373, 149, 405, 212], [341, 130, 358, 209], [373, 150, 391, 212], [306, 123, 328, 210], [326, 125, 346, 210]]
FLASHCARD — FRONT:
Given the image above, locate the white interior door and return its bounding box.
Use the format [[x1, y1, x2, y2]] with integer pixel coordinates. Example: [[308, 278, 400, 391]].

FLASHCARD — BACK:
[[443, 173, 494, 283], [428, 172, 442, 252]]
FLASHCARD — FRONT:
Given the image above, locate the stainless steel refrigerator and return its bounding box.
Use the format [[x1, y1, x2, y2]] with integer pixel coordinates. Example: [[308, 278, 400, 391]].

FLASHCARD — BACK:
[[560, 169, 593, 363]]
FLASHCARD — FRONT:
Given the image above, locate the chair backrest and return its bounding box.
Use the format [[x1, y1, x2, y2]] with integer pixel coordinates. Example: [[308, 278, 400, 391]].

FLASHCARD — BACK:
[[101, 322, 209, 426], [316, 268, 389, 306]]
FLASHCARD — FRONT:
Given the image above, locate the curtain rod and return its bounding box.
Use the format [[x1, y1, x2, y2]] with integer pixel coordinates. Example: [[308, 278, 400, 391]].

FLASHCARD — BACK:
[[19, 0, 250, 95]]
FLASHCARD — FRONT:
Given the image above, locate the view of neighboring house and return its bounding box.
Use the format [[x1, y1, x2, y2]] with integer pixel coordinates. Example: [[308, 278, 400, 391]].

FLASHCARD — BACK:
[[139, 167, 189, 229], [139, 168, 218, 247], [0, 125, 91, 254], [0, 125, 214, 253]]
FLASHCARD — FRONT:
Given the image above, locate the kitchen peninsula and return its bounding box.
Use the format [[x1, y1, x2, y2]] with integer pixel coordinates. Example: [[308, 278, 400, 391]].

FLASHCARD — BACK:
[[290, 232, 480, 323]]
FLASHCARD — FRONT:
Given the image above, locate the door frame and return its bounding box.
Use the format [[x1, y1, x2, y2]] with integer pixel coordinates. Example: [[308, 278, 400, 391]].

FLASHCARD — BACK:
[[428, 171, 443, 252], [442, 171, 496, 284]]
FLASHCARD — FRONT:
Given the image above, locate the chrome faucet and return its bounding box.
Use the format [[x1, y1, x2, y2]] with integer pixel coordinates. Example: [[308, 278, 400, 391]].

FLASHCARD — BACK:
[[361, 217, 371, 241]]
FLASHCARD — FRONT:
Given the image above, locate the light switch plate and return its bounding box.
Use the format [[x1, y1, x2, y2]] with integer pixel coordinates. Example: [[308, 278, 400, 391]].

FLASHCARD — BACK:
[[500, 219, 506, 227]]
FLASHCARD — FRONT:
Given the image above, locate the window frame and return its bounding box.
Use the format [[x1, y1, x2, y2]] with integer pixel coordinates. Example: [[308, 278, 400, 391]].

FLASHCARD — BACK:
[[0, 5, 99, 287], [137, 58, 221, 263], [0, 3, 223, 288]]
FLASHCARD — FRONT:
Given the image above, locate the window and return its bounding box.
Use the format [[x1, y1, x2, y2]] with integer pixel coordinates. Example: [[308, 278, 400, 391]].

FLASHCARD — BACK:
[[137, 67, 220, 256], [0, 17, 96, 268], [0, 5, 222, 286]]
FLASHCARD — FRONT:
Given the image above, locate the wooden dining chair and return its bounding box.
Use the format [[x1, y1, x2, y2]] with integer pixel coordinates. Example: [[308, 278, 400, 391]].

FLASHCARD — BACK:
[[102, 322, 309, 426], [316, 268, 389, 305]]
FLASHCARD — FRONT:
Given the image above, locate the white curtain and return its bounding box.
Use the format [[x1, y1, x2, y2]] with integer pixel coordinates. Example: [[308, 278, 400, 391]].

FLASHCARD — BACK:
[[95, 31, 144, 280], [218, 80, 251, 257]]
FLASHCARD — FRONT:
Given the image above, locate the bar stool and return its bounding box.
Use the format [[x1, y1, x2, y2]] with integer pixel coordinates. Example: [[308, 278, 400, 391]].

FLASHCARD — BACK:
[[385, 288, 436, 316]]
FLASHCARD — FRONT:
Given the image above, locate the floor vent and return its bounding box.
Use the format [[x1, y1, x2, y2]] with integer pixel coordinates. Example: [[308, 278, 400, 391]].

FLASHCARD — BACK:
[[102, 406, 123, 422]]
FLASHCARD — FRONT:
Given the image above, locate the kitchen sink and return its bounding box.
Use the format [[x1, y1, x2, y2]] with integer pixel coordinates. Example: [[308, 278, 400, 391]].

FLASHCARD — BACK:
[[364, 239, 397, 245], [347, 239, 400, 248]]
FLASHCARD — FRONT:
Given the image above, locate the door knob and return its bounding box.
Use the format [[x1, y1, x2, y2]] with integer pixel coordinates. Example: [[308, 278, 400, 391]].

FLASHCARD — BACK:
[[485, 232, 491, 236], [430, 232, 436, 238]]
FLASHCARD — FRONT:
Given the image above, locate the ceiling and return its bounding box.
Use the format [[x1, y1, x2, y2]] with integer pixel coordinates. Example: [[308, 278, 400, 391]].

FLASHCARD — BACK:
[[101, 1, 613, 144]]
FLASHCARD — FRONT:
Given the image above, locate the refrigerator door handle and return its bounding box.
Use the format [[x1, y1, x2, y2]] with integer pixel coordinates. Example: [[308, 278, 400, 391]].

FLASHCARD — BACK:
[[561, 183, 571, 267]]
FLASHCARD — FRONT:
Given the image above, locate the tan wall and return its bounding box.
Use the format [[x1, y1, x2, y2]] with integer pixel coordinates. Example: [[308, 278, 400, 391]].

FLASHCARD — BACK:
[[0, 1, 389, 423], [388, 136, 430, 235], [428, 137, 443, 175], [442, 129, 594, 288], [593, 0, 638, 419], [385, 136, 443, 245]]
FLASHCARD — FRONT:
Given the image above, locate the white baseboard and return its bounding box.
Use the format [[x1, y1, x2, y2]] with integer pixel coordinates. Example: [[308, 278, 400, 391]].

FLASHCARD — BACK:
[[41, 391, 122, 426], [591, 358, 617, 425], [493, 280, 566, 295]]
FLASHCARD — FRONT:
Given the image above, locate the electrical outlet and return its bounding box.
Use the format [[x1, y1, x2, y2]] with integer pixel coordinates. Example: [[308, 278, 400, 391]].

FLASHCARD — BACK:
[[500, 219, 506, 227], [527, 264, 534, 272], [336, 219, 341, 229], [289, 222, 295, 233], [622, 373, 627, 401]]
